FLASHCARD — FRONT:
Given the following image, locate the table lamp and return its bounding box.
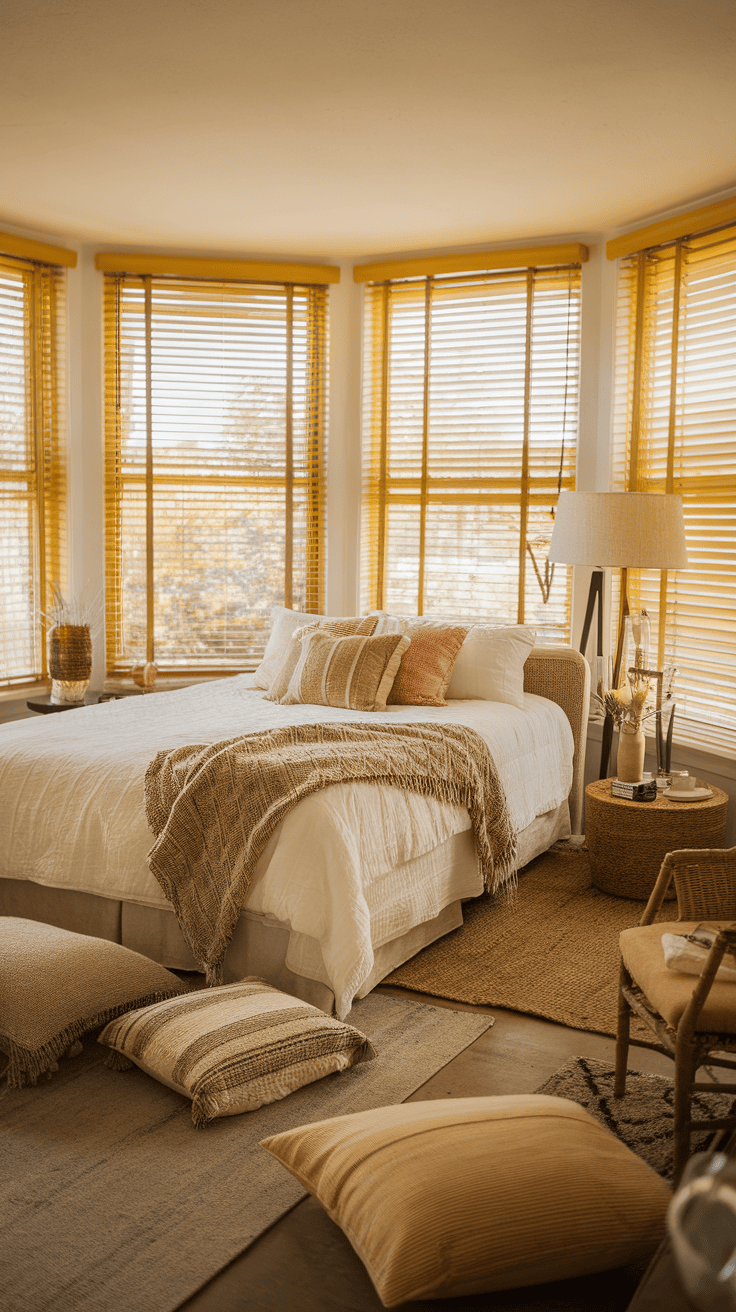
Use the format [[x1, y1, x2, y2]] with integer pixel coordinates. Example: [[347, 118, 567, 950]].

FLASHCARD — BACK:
[[548, 491, 689, 777]]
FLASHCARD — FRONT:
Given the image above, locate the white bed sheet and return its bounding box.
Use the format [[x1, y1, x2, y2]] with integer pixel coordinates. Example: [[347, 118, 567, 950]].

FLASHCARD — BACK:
[[0, 676, 573, 1012]]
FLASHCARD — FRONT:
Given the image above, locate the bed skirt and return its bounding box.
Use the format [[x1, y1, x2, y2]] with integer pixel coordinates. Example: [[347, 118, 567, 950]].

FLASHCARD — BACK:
[[0, 802, 568, 1013]]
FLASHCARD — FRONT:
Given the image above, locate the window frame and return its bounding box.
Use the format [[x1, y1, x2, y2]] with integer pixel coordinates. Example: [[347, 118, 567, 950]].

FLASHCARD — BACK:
[[0, 252, 66, 689], [610, 223, 736, 755], [359, 262, 583, 638], [102, 271, 328, 678]]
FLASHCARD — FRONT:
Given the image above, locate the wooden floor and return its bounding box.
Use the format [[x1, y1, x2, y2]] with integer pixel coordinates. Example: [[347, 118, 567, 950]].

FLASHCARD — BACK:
[[180, 989, 680, 1312]]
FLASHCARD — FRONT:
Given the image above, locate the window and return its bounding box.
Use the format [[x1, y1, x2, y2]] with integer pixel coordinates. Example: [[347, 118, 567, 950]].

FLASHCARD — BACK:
[[611, 220, 736, 752], [359, 254, 582, 638], [103, 271, 329, 677], [0, 250, 67, 687]]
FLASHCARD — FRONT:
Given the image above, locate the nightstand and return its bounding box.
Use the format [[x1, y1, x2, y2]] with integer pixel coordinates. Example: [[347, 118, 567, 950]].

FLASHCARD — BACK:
[[585, 778, 728, 900], [26, 689, 144, 714]]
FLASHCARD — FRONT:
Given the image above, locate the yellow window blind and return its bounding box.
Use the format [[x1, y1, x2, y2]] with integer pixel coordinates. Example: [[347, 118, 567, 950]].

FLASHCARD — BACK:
[[103, 274, 327, 677], [360, 265, 581, 636], [0, 253, 66, 687], [611, 224, 736, 752]]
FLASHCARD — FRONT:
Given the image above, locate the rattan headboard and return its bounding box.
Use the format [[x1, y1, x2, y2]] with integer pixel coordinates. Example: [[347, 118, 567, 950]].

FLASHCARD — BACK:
[[523, 646, 590, 836]]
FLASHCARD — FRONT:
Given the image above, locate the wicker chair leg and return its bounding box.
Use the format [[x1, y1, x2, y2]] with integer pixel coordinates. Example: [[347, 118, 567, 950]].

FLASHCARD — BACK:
[[673, 1044, 696, 1186], [614, 965, 631, 1097]]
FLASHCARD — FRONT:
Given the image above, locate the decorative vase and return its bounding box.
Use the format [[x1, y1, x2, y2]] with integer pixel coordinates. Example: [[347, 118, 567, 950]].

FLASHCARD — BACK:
[[623, 610, 651, 673], [48, 624, 92, 704], [616, 726, 646, 783], [132, 661, 158, 692]]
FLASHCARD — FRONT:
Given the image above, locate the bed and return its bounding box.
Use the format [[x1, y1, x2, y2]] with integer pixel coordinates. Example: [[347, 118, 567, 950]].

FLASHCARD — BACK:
[[0, 642, 588, 1018]]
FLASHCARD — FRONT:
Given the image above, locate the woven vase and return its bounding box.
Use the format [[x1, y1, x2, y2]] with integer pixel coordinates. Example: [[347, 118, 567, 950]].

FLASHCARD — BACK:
[[49, 624, 92, 705], [616, 726, 646, 783]]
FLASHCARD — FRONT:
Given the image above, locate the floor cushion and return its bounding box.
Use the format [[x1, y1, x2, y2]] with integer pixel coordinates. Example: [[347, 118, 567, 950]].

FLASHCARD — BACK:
[[99, 977, 375, 1126], [0, 917, 186, 1089], [261, 1093, 671, 1307]]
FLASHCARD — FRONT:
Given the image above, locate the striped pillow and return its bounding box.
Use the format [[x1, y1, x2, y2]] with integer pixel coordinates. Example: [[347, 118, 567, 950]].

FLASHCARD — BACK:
[[261, 1095, 671, 1306], [283, 631, 410, 711], [98, 979, 375, 1127], [264, 615, 378, 704]]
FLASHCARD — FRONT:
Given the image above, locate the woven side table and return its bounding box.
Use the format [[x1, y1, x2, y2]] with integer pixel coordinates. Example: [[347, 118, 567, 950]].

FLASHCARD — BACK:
[[585, 778, 728, 900]]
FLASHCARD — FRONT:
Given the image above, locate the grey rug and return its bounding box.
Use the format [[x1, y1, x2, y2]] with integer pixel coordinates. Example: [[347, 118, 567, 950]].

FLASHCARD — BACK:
[[0, 992, 492, 1312], [537, 1055, 735, 1182]]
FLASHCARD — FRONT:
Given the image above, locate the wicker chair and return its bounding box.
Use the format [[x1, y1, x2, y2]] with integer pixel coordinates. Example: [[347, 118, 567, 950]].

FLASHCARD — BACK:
[[614, 845, 736, 1184]]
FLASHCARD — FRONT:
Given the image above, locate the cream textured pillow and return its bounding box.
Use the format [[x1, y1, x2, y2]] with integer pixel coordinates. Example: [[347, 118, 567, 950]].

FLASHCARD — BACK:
[[0, 918, 187, 1089], [99, 978, 375, 1127], [283, 631, 410, 711], [252, 606, 319, 688], [387, 623, 468, 706], [446, 624, 536, 707], [265, 615, 378, 703], [252, 607, 373, 690], [261, 1094, 671, 1307]]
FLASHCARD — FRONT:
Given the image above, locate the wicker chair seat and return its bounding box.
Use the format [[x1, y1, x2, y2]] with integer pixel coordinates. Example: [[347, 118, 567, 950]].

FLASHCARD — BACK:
[[620, 921, 736, 1032], [615, 845, 736, 1184]]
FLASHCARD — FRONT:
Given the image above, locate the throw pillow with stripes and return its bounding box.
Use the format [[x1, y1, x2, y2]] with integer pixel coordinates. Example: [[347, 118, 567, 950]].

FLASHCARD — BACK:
[[98, 979, 375, 1126], [265, 614, 378, 704], [283, 631, 409, 711]]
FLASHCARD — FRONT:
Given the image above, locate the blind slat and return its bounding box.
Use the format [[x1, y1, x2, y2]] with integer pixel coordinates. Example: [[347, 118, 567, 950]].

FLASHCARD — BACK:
[[104, 275, 327, 675], [0, 259, 66, 686], [361, 267, 580, 636], [612, 225, 736, 753]]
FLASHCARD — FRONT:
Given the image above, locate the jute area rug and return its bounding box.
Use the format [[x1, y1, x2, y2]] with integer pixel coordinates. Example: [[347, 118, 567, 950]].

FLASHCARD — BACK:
[[385, 846, 670, 1038], [538, 1055, 733, 1183], [0, 992, 491, 1312]]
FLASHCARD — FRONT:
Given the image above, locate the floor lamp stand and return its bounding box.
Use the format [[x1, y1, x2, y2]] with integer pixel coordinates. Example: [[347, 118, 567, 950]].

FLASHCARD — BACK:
[[576, 568, 630, 780], [578, 569, 604, 664], [599, 567, 630, 780]]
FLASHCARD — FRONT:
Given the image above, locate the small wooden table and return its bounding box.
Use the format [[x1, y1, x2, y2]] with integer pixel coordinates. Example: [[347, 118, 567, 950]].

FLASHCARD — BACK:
[[585, 778, 728, 901], [26, 690, 144, 714]]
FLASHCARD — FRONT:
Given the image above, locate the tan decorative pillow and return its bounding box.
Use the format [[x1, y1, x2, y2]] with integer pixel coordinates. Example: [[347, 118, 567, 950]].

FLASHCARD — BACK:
[[0, 918, 187, 1089], [99, 978, 375, 1127], [283, 631, 410, 711], [261, 1094, 671, 1307], [387, 623, 468, 706], [265, 615, 378, 704]]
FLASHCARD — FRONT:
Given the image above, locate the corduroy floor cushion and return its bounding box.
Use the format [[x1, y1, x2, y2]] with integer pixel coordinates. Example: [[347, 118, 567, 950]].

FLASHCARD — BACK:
[[99, 978, 376, 1126], [261, 1093, 671, 1308], [0, 917, 186, 1088]]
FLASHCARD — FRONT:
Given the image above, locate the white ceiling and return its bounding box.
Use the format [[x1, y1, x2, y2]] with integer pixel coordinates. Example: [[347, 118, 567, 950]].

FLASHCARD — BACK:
[[2, 0, 736, 258]]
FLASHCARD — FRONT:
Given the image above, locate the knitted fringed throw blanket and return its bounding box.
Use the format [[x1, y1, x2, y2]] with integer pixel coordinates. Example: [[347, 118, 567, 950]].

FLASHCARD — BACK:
[[145, 721, 517, 985]]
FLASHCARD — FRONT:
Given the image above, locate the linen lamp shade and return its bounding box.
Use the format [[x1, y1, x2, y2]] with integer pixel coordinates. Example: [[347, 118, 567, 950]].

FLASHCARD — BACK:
[[548, 491, 688, 781], [548, 492, 689, 569]]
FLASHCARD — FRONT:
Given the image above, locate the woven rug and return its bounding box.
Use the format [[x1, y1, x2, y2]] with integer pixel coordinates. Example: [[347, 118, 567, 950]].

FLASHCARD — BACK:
[[0, 992, 491, 1312], [537, 1055, 734, 1182], [385, 846, 669, 1037]]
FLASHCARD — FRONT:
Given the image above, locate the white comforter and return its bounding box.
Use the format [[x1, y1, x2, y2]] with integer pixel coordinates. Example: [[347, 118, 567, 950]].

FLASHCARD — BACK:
[[0, 676, 572, 1010]]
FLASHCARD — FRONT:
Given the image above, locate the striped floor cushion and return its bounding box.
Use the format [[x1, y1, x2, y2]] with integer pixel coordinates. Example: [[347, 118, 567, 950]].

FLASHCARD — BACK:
[[98, 978, 375, 1126]]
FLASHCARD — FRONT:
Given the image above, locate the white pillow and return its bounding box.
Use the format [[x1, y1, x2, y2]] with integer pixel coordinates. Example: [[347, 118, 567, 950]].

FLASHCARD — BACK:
[[253, 607, 369, 690], [446, 625, 536, 708]]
